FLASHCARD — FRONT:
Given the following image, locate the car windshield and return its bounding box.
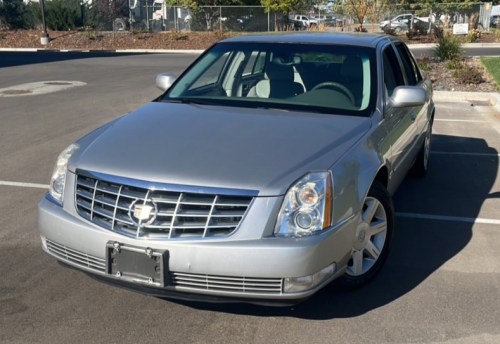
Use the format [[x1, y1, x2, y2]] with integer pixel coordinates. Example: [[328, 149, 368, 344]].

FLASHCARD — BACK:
[[162, 42, 377, 117]]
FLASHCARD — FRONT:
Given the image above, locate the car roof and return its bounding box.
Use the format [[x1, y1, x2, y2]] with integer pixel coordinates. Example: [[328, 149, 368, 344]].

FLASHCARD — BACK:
[[220, 32, 388, 48]]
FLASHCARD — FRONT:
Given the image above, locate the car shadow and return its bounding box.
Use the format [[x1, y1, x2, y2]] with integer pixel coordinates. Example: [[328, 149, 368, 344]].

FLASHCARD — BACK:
[[160, 134, 498, 319], [0, 51, 146, 69]]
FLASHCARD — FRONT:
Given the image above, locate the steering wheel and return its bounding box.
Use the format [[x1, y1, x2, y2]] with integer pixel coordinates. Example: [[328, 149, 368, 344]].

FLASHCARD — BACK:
[[311, 82, 356, 105]]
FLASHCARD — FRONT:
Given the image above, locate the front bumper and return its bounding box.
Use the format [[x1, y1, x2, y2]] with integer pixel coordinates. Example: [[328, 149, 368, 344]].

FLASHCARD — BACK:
[[38, 195, 357, 305]]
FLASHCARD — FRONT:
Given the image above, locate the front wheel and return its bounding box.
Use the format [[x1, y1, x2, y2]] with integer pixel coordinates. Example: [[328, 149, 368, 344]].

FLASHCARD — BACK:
[[340, 181, 395, 289]]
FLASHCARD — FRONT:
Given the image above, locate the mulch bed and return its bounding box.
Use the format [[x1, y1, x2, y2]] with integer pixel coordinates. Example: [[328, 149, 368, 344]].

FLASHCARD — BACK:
[[404, 32, 497, 44], [0, 29, 226, 50], [417, 57, 497, 92]]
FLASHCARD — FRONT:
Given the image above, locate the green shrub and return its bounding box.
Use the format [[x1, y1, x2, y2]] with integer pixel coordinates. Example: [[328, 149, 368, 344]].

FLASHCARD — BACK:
[[0, 0, 36, 29], [432, 27, 444, 39], [32, 0, 82, 31], [433, 34, 463, 61], [445, 59, 463, 70], [418, 61, 431, 71], [467, 29, 482, 43], [383, 27, 398, 36]]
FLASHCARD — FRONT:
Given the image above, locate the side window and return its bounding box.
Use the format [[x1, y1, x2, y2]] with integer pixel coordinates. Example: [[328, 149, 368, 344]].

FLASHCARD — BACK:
[[406, 46, 423, 83], [189, 52, 230, 90], [394, 43, 420, 85], [382, 46, 405, 98]]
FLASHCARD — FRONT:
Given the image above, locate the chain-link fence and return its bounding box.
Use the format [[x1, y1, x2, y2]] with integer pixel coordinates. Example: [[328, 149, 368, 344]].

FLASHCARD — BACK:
[[80, 2, 493, 34], [290, 2, 493, 34], [82, 3, 282, 32]]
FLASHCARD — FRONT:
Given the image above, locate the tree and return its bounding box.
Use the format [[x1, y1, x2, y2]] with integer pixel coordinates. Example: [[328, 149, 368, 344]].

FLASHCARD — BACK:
[[367, 0, 388, 33], [334, 0, 371, 31], [98, 0, 127, 39], [260, 0, 295, 30]]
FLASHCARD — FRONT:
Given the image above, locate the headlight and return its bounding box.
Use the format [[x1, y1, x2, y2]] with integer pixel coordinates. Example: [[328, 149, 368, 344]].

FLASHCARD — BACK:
[[274, 172, 332, 236], [49, 143, 80, 204]]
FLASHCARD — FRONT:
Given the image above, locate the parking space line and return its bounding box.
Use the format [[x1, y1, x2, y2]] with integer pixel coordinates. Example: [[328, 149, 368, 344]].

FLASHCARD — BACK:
[[434, 119, 487, 123], [432, 151, 500, 157], [0, 181, 49, 189], [396, 212, 500, 225]]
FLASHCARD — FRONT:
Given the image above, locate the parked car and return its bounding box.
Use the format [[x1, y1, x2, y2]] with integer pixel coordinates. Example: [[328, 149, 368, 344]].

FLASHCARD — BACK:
[[294, 15, 318, 28], [38, 32, 434, 306], [383, 17, 434, 33], [491, 15, 499, 27]]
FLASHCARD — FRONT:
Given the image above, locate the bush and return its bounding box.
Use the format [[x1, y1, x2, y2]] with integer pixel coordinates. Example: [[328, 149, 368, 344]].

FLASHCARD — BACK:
[[445, 59, 463, 70], [383, 27, 398, 36], [212, 29, 228, 41], [32, 0, 82, 31], [354, 26, 367, 32], [467, 29, 482, 43], [168, 28, 188, 41], [457, 67, 483, 85], [432, 27, 444, 39], [0, 0, 36, 29], [418, 61, 431, 71], [433, 34, 463, 61]]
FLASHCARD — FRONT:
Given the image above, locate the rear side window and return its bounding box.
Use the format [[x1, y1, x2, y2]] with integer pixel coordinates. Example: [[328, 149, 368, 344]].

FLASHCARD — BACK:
[[395, 43, 422, 85], [382, 46, 405, 97]]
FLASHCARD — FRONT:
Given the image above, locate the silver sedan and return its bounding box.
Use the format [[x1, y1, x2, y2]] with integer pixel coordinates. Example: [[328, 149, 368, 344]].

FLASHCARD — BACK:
[[38, 32, 434, 306]]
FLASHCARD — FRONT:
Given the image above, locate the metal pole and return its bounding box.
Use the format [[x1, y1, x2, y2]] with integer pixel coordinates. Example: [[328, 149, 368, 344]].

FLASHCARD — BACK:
[[220, 6, 222, 31], [40, 0, 50, 44], [268, 9, 270, 32]]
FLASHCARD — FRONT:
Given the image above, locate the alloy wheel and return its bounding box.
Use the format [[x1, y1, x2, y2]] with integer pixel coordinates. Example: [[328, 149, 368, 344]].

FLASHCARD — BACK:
[[346, 197, 388, 276]]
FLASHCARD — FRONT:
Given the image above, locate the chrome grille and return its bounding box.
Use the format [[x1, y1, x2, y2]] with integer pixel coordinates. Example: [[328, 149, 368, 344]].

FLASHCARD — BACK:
[[74, 174, 253, 239], [46, 239, 106, 273], [172, 272, 283, 294]]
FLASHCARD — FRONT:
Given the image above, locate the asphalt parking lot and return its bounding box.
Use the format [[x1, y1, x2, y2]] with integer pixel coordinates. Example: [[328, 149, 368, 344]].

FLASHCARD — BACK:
[[1, 52, 500, 344]]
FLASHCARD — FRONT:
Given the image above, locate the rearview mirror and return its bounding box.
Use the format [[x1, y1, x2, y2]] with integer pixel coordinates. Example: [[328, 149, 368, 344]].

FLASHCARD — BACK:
[[387, 86, 426, 109], [156, 73, 177, 92]]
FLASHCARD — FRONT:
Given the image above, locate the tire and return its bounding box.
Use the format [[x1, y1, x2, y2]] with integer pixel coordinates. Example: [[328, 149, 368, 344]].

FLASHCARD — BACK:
[[114, 18, 127, 31], [410, 119, 433, 178], [394, 26, 402, 34], [339, 180, 395, 289]]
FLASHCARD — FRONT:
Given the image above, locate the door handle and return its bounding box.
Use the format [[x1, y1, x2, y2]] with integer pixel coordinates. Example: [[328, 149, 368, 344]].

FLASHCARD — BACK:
[[410, 111, 416, 122]]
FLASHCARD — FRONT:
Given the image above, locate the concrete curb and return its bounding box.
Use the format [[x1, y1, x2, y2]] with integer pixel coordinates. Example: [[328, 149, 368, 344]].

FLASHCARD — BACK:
[[409, 43, 500, 49], [434, 91, 500, 112], [0, 47, 205, 54]]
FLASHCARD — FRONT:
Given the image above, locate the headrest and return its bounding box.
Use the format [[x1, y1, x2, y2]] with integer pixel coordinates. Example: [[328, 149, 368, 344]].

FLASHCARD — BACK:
[[265, 62, 294, 82], [341, 56, 363, 79]]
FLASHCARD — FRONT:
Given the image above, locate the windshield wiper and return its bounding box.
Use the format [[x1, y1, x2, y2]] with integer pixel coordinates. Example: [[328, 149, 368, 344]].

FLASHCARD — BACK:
[[164, 99, 215, 106]]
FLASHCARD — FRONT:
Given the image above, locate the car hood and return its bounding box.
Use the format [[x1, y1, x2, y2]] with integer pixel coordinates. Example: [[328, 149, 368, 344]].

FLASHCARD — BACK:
[[70, 102, 371, 196]]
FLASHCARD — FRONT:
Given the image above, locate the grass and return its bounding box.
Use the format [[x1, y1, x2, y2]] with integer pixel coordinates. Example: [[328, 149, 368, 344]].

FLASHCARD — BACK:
[[481, 57, 500, 90]]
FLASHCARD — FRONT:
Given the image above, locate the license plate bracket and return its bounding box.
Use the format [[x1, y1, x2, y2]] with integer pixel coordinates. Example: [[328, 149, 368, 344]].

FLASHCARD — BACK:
[[106, 241, 168, 288]]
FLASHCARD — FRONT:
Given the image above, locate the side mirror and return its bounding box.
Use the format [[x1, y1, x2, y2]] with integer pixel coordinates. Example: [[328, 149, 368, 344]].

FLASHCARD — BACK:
[[387, 86, 426, 109], [156, 73, 177, 92]]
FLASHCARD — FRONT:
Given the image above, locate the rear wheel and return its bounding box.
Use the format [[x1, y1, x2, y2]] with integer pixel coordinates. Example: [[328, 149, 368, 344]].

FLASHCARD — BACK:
[[340, 181, 395, 289]]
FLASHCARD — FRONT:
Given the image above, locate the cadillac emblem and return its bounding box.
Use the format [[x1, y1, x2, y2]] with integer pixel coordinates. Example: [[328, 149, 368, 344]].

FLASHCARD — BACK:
[[128, 199, 158, 227]]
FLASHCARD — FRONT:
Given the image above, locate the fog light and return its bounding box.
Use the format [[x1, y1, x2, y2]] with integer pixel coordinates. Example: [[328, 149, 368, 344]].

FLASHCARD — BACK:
[[40, 235, 47, 249], [284, 263, 336, 293]]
